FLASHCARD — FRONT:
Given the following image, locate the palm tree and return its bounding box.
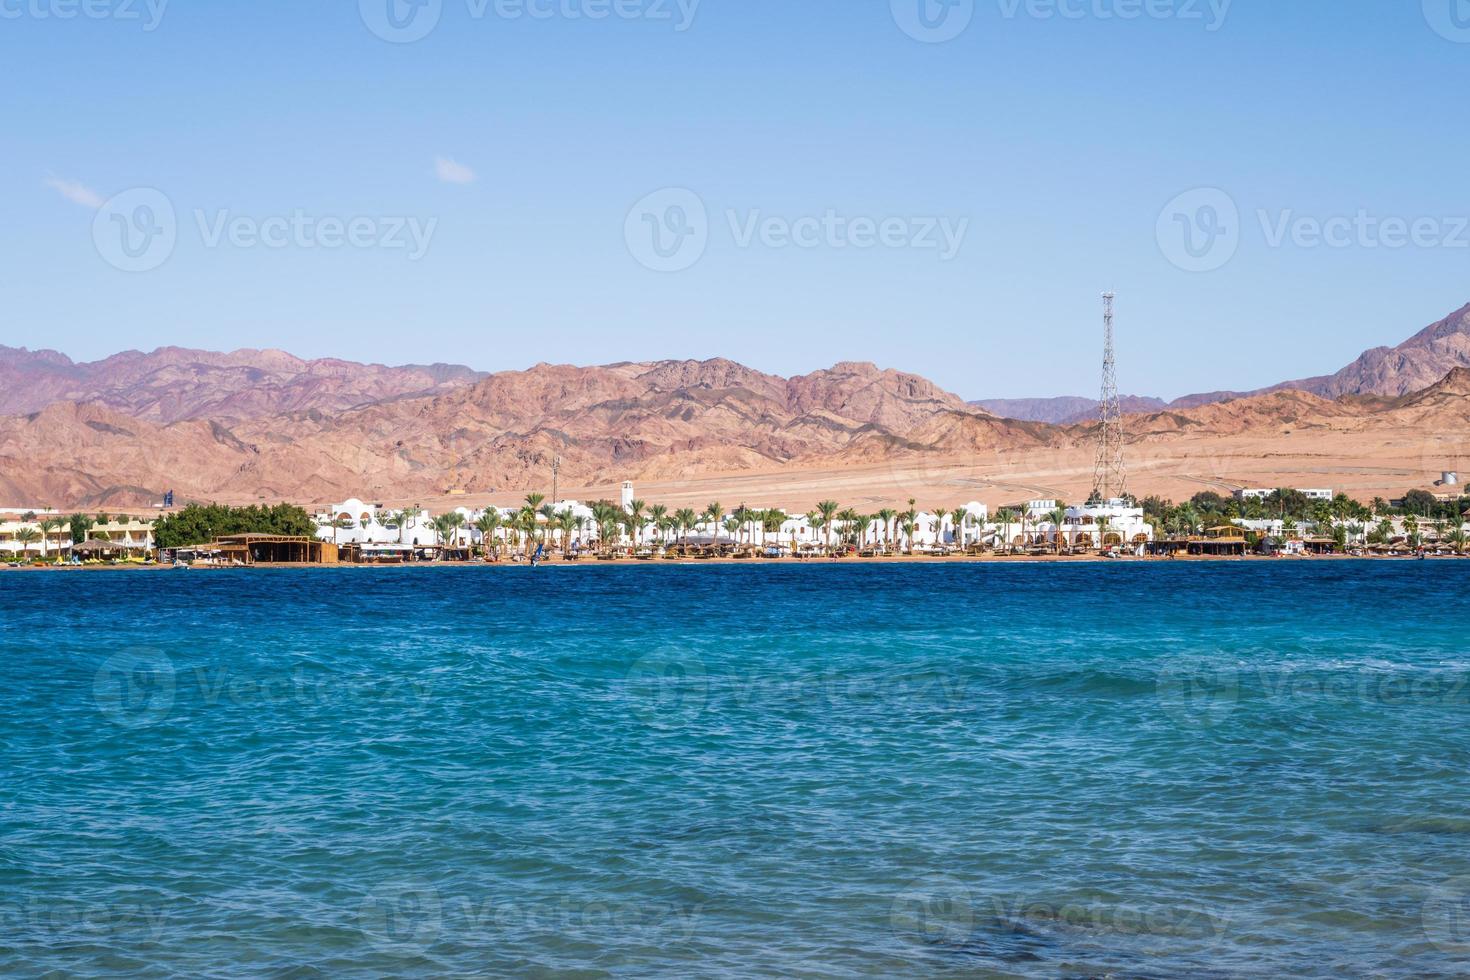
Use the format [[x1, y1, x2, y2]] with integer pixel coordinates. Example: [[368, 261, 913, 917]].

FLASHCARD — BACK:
[[995, 508, 1015, 554], [475, 510, 502, 558], [901, 514, 917, 554], [627, 499, 646, 548], [67, 513, 94, 559], [37, 517, 59, 561], [1046, 506, 1068, 555], [723, 516, 741, 545], [1449, 517, 1468, 555], [14, 527, 39, 560], [761, 509, 785, 550], [648, 504, 668, 547], [951, 507, 969, 550], [816, 500, 840, 554], [876, 508, 897, 554], [432, 514, 456, 557], [673, 508, 697, 551], [1369, 518, 1394, 546], [396, 506, 421, 545], [932, 507, 949, 549], [805, 510, 823, 554], [732, 504, 751, 547], [854, 514, 874, 551], [704, 502, 725, 550], [557, 509, 578, 555]]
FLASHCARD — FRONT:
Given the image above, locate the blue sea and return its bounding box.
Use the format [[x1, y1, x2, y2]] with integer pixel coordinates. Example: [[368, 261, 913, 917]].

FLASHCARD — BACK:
[[4, 562, 1470, 977]]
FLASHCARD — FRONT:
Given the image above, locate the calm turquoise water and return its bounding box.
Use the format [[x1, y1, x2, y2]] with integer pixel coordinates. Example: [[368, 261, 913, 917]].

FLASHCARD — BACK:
[[4, 562, 1470, 977]]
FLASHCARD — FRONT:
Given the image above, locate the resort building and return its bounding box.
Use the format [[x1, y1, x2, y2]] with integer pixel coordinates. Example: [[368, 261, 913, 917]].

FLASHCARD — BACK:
[[1235, 488, 1333, 501], [1055, 499, 1154, 553], [0, 512, 73, 557], [85, 518, 156, 553]]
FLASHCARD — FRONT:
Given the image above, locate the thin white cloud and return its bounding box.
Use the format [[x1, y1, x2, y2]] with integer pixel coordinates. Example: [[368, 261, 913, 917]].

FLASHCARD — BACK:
[[44, 176, 105, 208], [434, 157, 477, 185]]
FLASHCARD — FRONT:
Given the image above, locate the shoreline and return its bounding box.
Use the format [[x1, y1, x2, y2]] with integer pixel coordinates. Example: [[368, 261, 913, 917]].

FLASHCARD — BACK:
[[3, 553, 1460, 571]]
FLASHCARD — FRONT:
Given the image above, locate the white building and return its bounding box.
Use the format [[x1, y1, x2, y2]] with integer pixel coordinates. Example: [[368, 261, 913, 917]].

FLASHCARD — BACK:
[[86, 518, 155, 552], [0, 512, 73, 557], [1055, 499, 1154, 553], [1235, 487, 1333, 502]]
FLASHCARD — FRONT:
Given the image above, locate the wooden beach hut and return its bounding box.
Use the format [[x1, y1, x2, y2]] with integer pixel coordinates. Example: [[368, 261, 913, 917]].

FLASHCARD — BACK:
[[212, 534, 339, 565]]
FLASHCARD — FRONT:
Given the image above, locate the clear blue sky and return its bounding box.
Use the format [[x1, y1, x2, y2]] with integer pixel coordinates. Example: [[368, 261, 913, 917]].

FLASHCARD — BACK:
[[3, 0, 1468, 400]]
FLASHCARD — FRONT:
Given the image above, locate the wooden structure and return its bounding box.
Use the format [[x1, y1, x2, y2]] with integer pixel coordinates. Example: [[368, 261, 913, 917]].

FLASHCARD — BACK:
[[213, 534, 338, 565], [73, 538, 149, 559], [1147, 526, 1248, 557]]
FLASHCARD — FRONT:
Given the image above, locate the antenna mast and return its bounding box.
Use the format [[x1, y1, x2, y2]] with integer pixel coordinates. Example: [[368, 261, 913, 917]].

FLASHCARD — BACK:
[[1092, 292, 1127, 501], [551, 455, 562, 507]]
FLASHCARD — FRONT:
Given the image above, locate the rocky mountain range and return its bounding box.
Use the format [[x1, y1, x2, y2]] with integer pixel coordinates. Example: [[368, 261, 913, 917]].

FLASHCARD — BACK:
[[0, 359, 1059, 507], [975, 302, 1470, 422], [2, 303, 1467, 509], [0, 345, 484, 423]]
